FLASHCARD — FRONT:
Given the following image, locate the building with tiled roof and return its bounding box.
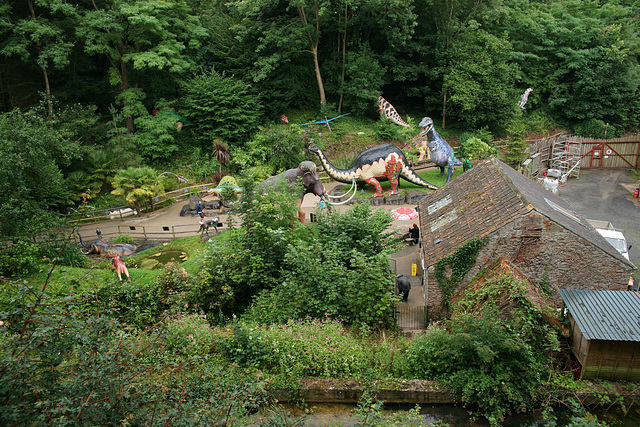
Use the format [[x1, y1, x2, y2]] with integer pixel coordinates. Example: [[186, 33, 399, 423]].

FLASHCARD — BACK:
[[417, 157, 635, 318]]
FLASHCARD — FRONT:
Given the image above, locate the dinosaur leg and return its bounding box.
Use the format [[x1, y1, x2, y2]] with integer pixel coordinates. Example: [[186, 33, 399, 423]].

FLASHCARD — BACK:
[[385, 160, 402, 196], [439, 166, 445, 176], [365, 177, 384, 197], [446, 162, 454, 183]]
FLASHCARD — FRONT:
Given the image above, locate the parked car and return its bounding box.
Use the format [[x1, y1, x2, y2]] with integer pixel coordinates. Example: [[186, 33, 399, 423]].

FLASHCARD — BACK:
[[587, 219, 632, 261]]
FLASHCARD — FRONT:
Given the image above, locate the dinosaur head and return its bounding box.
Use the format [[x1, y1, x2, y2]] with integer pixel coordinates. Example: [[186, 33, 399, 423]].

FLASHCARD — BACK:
[[418, 117, 434, 138]]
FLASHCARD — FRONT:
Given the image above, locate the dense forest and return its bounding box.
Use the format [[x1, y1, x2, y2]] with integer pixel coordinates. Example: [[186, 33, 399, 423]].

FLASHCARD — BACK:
[[1, 2, 640, 424], [2, 0, 640, 239]]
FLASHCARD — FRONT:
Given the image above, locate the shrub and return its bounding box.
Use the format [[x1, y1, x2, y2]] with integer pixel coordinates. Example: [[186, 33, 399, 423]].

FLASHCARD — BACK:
[[574, 119, 621, 139], [41, 241, 87, 268], [111, 234, 136, 245], [163, 313, 217, 358], [0, 239, 42, 277], [218, 323, 272, 368], [97, 278, 164, 328]]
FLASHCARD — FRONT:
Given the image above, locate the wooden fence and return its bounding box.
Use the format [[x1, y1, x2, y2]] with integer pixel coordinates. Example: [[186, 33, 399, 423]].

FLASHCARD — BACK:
[[66, 182, 216, 225], [524, 134, 640, 177]]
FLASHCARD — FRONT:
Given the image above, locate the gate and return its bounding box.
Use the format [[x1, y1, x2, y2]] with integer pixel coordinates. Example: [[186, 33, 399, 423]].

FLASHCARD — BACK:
[[396, 305, 427, 330]]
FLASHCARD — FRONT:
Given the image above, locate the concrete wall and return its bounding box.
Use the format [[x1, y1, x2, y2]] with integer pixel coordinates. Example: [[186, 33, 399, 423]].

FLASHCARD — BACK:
[[426, 211, 632, 319]]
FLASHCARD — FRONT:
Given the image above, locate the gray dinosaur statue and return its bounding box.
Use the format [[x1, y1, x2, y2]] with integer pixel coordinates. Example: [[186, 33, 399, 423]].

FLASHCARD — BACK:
[[76, 230, 136, 257], [308, 144, 437, 197], [416, 117, 463, 184]]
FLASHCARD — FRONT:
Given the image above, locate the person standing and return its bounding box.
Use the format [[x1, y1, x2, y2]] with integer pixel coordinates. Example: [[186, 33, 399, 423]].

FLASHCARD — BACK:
[[196, 201, 204, 219], [408, 223, 420, 245], [96, 228, 102, 240], [396, 274, 411, 302]]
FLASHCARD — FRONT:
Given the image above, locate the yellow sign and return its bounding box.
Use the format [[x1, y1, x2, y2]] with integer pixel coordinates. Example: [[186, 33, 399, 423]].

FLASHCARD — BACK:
[[411, 263, 417, 276]]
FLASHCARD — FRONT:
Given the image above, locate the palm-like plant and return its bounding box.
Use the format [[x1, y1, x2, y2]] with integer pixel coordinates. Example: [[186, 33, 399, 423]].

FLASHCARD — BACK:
[[111, 167, 164, 215], [212, 139, 230, 179]]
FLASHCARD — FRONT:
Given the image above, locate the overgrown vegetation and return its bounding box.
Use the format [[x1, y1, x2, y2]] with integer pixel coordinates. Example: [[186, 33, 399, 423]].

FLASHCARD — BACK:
[[434, 237, 486, 309]]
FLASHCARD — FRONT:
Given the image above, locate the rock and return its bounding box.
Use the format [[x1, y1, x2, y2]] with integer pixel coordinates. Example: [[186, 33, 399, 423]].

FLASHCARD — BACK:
[[204, 200, 221, 210], [189, 196, 201, 210], [179, 204, 191, 216], [405, 191, 430, 205], [385, 194, 405, 205], [369, 197, 385, 206]]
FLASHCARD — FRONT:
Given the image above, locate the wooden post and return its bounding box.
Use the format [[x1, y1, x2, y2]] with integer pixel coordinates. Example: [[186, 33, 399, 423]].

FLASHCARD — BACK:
[[172, 226, 176, 239]]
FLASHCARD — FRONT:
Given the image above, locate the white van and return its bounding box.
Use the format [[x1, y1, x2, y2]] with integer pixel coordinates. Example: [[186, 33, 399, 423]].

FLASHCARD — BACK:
[[587, 219, 631, 261]]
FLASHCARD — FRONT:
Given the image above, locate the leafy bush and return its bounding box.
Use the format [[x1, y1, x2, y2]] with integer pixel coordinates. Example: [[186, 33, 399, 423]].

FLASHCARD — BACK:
[[111, 234, 136, 244], [574, 119, 621, 139], [41, 241, 88, 268], [0, 239, 42, 277], [163, 313, 218, 358], [459, 136, 497, 160], [403, 311, 549, 426], [157, 261, 196, 314], [219, 323, 272, 368], [242, 203, 399, 328], [97, 279, 165, 328], [234, 125, 308, 176], [180, 69, 263, 147]]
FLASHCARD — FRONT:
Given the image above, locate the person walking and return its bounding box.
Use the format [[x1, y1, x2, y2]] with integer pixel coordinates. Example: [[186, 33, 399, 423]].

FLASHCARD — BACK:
[[396, 274, 411, 302]]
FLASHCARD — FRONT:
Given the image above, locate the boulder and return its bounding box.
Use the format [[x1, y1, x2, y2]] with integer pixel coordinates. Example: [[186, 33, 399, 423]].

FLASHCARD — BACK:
[[179, 204, 191, 217], [189, 196, 202, 210], [204, 200, 221, 210], [369, 197, 385, 206], [385, 194, 406, 205], [405, 191, 429, 205]]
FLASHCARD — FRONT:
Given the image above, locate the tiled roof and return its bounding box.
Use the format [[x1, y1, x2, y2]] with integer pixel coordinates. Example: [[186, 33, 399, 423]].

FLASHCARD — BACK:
[[418, 157, 634, 268], [559, 289, 640, 341], [418, 158, 530, 266]]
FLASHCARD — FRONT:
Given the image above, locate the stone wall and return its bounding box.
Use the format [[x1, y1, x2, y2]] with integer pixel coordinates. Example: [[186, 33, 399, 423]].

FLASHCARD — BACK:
[[426, 211, 633, 318]]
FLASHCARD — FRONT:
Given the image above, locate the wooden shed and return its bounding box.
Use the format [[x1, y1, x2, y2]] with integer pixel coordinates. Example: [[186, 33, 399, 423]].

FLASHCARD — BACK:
[[559, 289, 640, 381]]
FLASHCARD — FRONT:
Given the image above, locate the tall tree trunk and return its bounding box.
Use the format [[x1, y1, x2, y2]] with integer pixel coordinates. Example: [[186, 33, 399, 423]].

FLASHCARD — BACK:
[[298, 4, 326, 106], [338, 3, 348, 113], [442, 89, 447, 130], [120, 56, 134, 133], [27, 0, 52, 118], [311, 43, 326, 105]]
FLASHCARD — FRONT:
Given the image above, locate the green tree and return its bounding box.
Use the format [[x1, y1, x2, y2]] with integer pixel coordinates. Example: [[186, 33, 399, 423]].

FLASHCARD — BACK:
[[243, 202, 399, 327], [76, 0, 205, 133], [0, 109, 74, 238], [197, 178, 300, 320], [496, 0, 640, 126], [442, 23, 519, 129], [1, 0, 76, 117], [180, 69, 263, 147], [110, 166, 163, 215], [235, 0, 331, 106]]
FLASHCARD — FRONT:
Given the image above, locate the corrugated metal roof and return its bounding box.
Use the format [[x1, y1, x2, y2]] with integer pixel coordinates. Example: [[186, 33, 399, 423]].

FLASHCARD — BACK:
[[559, 289, 640, 341]]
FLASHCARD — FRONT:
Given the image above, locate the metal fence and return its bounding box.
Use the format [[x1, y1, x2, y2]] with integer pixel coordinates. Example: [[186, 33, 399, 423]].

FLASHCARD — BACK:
[[396, 305, 427, 330]]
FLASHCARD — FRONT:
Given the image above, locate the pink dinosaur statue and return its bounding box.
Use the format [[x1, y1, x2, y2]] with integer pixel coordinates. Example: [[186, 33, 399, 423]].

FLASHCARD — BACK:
[[112, 256, 130, 282]]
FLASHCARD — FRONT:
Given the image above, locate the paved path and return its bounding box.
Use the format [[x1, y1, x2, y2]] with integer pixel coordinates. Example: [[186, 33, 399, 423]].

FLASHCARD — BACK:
[[558, 169, 640, 272], [78, 181, 427, 244]]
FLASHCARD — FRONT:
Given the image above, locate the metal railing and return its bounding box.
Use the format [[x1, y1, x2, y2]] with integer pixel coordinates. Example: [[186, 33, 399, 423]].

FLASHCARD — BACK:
[[396, 305, 428, 330]]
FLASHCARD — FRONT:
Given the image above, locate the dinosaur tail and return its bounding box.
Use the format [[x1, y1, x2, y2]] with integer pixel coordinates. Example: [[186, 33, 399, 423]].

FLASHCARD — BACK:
[[400, 165, 438, 190], [454, 158, 463, 166]]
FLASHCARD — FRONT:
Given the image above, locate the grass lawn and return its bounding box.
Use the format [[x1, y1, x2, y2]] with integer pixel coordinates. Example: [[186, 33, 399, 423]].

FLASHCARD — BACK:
[[0, 236, 207, 311], [349, 166, 466, 198]]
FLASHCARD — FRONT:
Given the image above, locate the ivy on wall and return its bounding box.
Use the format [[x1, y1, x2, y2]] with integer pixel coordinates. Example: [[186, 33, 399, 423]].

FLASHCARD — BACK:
[[434, 237, 486, 309]]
